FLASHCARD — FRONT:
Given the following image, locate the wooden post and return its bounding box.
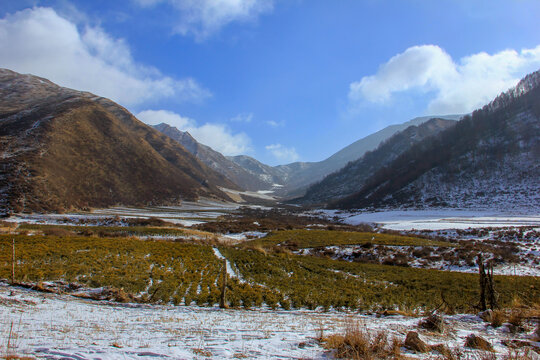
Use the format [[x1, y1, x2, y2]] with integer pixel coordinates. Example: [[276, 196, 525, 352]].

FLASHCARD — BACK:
[[477, 254, 486, 311], [11, 238, 15, 284], [487, 262, 498, 309], [219, 258, 227, 309]]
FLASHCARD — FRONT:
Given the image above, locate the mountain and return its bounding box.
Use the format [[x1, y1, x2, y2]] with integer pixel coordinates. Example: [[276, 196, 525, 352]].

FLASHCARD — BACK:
[[227, 115, 462, 197], [0, 69, 236, 214], [333, 70, 540, 211], [297, 117, 457, 205], [227, 155, 289, 190], [153, 123, 268, 191]]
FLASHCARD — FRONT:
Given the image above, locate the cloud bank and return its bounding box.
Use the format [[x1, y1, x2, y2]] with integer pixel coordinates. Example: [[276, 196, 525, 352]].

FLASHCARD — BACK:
[[0, 7, 210, 107], [137, 109, 252, 156], [265, 143, 299, 163], [349, 44, 540, 114], [134, 0, 274, 40]]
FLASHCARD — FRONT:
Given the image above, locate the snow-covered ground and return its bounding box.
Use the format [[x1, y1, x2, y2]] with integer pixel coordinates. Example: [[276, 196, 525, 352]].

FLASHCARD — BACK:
[[2, 283, 538, 359], [314, 209, 540, 231], [298, 244, 540, 277], [4, 201, 242, 227]]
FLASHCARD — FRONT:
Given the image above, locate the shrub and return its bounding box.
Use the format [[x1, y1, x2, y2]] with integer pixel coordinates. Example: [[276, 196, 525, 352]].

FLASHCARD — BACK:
[[490, 310, 505, 328], [322, 321, 401, 359], [464, 334, 493, 352], [419, 313, 445, 333]]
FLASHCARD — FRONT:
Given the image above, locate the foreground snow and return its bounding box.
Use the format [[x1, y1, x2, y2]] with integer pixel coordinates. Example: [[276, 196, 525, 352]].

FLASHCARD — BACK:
[[2, 284, 538, 359]]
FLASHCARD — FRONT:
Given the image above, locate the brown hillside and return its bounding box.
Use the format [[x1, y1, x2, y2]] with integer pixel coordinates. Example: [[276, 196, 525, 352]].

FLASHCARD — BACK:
[[0, 68, 236, 214]]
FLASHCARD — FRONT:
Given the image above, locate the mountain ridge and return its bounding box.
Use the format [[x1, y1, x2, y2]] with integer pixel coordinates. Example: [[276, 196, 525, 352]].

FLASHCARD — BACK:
[[153, 123, 269, 191], [297, 117, 457, 205], [225, 114, 462, 197], [0, 68, 235, 214], [332, 69, 540, 210]]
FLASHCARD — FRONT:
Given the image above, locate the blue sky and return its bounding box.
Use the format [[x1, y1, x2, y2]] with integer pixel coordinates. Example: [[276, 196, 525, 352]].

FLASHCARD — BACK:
[[1, 1, 540, 165]]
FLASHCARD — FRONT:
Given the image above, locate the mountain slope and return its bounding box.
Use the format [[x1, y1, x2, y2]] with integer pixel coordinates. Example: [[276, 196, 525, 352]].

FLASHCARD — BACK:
[[333, 70, 540, 210], [0, 69, 235, 214], [227, 115, 461, 197], [276, 115, 462, 194], [227, 155, 289, 190], [153, 123, 268, 191], [298, 118, 456, 205]]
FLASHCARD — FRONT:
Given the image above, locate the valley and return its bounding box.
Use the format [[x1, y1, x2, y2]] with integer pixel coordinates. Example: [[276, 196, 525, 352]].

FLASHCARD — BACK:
[[1, 204, 539, 359], [0, 67, 539, 360]]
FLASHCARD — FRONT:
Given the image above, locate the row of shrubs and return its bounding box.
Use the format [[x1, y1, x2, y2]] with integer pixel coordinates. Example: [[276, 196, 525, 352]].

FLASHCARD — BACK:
[[247, 229, 455, 250], [1, 234, 538, 312], [220, 246, 539, 312], [0, 235, 279, 309]]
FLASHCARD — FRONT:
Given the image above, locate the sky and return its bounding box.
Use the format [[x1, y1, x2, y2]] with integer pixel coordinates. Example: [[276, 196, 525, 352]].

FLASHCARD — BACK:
[[1, 1, 540, 165]]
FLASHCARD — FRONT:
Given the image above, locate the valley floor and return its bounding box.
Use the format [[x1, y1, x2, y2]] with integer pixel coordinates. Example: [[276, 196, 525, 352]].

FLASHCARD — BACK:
[[2, 283, 539, 360], [315, 209, 540, 231], [2, 205, 539, 359]]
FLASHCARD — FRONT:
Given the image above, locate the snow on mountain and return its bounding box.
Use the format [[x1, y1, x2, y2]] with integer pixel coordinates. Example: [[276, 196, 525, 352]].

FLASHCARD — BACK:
[[333, 69, 540, 211]]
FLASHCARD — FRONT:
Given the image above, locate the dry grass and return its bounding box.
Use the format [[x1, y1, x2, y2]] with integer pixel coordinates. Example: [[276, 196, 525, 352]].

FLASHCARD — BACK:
[[490, 310, 505, 328], [321, 320, 402, 359], [503, 349, 537, 360], [464, 334, 493, 352], [418, 313, 445, 333], [192, 348, 212, 357]]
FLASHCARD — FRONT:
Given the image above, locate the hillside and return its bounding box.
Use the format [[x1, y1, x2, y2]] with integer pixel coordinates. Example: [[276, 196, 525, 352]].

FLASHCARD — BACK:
[[333, 70, 540, 210], [298, 118, 456, 205], [0, 69, 236, 214], [228, 115, 461, 197], [153, 123, 268, 191], [227, 155, 289, 191], [274, 115, 462, 195]]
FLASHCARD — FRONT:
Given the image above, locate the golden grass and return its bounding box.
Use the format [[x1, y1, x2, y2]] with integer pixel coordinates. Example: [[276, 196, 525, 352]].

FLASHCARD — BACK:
[[322, 320, 403, 359], [248, 229, 456, 249]]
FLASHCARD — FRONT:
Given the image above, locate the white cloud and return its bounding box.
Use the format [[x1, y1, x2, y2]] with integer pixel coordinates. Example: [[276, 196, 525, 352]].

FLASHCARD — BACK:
[[137, 109, 252, 156], [0, 7, 211, 107], [265, 143, 299, 163], [266, 120, 284, 127], [137, 109, 195, 129], [134, 0, 274, 40], [189, 123, 252, 155], [349, 44, 540, 114], [230, 112, 253, 123]]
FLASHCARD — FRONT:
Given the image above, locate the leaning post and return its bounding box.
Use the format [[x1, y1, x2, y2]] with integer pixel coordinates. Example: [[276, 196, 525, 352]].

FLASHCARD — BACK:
[[11, 238, 15, 284]]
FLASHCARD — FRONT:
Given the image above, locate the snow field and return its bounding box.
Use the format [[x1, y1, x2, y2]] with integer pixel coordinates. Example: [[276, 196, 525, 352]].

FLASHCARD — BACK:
[[2, 284, 539, 359]]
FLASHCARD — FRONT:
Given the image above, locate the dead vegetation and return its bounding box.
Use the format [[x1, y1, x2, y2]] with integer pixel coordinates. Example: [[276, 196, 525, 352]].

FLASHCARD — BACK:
[[193, 207, 365, 233], [321, 320, 402, 359]]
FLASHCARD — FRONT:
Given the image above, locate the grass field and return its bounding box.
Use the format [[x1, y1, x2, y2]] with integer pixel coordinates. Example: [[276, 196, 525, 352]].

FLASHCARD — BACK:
[[1, 230, 537, 313], [247, 229, 455, 249], [18, 223, 190, 237]]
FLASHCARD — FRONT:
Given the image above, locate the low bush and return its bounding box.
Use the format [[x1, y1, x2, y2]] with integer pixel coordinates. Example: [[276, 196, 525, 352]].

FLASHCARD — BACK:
[[322, 321, 401, 359]]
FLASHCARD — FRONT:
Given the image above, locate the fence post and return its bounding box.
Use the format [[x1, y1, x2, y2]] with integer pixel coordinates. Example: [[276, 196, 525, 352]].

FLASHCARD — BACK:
[[12, 238, 15, 284], [477, 254, 486, 311]]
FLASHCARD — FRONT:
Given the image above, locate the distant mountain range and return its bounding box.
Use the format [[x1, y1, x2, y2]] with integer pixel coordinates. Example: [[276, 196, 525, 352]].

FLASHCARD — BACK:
[[331, 70, 540, 210], [297, 117, 457, 205], [2, 67, 537, 214], [156, 114, 462, 198], [0, 69, 235, 214], [153, 123, 269, 191], [269, 114, 463, 197]]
